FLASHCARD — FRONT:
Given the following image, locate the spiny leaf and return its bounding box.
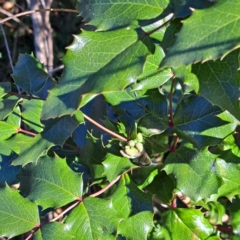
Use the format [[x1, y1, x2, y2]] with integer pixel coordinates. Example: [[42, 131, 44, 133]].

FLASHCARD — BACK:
[[164, 144, 222, 201], [161, 208, 220, 240], [192, 49, 240, 120], [18, 154, 83, 209], [161, 0, 240, 67], [41, 28, 154, 119], [64, 174, 153, 239], [76, 0, 169, 31], [0, 185, 40, 238], [12, 111, 84, 166], [174, 95, 238, 149], [12, 54, 50, 95]]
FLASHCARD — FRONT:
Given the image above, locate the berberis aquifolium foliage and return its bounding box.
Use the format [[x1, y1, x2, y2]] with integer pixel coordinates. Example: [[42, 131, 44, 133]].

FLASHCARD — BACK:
[[0, 0, 240, 239]]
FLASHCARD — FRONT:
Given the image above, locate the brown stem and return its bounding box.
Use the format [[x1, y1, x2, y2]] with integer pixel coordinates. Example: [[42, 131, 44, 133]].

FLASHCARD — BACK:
[[169, 77, 175, 127], [9, 92, 45, 100], [170, 136, 179, 152], [18, 128, 37, 137], [83, 113, 128, 142], [50, 199, 81, 222], [89, 175, 121, 197], [0, 8, 78, 25]]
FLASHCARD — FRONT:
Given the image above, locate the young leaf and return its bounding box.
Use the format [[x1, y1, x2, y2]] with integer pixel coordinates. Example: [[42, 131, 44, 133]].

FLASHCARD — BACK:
[[41, 28, 155, 119], [164, 144, 222, 201], [76, 0, 169, 31], [161, 0, 240, 67], [0, 185, 40, 238], [12, 54, 50, 95], [102, 153, 136, 182], [0, 121, 18, 141], [18, 154, 83, 209]]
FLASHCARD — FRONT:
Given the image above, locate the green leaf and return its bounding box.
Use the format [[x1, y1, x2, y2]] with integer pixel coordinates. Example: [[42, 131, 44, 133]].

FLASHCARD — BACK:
[[18, 154, 83, 209], [174, 95, 238, 149], [65, 174, 153, 239], [0, 96, 19, 120], [0, 185, 39, 238], [102, 153, 136, 182], [41, 223, 74, 240], [211, 151, 240, 200], [12, 54, 50, 95], [78, 139, 106, 183], [0, 121, 18, 141], [6, 106, 21, 128], [133, 45, 172, 92], [0, 82, 11, 98], [76, 0, 169, 31], [118, 211, 153, 239], [12, 111, 84, 166], [192, 50, 240, 120], [164, 145, 222, 201], [41, 28, 154, 119], [161, 208, 219, 240], [206, 201, 225, 225], [161, 0, 240, 67], [138, 90, 169, 136], [21, 99, 44, 132], [146, 170, 175, 204]]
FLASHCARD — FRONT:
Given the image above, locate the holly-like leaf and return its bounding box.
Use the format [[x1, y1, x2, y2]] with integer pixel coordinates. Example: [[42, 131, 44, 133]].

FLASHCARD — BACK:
[[161, 208, 219, 240], [76, 0, 169, 31], [41, 223, 74, 240], [21, 99, 44, 133], [206, 201, 225, 225], [164, 144, 222, 201], [12, 54, 50, 95], [18, 154, 83, 209], [0, 153, 21, 187], [0, 185, 40, 238], [161, 0, 240, 67], [41, 28, 155, 119], [102, 153, 136, 182], [133, 45, 173, 92], [174, 95, 238, 149], [12, 111, 84, 166], [192, 50, 240, 120], [0, 96, 19, 120], [64, 174, 153, 239]]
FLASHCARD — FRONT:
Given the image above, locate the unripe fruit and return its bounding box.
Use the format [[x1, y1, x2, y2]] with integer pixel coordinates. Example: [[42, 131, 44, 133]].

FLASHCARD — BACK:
[[128, 140, 136, 147]]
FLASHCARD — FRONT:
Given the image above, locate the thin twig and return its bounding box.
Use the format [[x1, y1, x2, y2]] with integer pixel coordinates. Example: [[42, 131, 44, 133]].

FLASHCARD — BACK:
[[0, 24, 14, 72], [18, 128, 37, 137], [83, 113, 128, 142], [50, 200, 81, 222], [0, 7, 32, 33], [89, 175, 121, 197], [48, 64, 64, 74], [0, 8, 78, 25]]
